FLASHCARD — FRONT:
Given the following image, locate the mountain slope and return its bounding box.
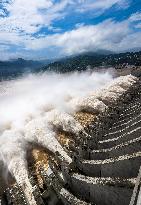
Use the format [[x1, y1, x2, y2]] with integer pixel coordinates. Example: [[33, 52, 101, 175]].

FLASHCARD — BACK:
[[44, 51, 141, 74], [0, 58, 52, 81]]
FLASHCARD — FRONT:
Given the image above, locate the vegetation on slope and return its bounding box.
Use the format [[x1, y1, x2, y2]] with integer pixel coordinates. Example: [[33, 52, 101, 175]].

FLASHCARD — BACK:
[[44, 51, 141, 73]]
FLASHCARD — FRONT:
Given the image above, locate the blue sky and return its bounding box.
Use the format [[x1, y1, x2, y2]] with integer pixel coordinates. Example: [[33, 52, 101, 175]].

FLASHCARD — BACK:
[[0, 0, 141, 60]]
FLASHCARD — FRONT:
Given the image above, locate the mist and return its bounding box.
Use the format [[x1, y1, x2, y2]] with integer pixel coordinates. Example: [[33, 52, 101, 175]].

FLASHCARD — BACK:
[[0, 70, 114, 134], [0, 70, 115, 204]]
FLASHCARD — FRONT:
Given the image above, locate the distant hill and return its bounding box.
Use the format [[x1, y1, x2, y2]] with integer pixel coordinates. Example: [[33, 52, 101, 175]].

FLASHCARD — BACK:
[[43, 51, 141, 74], [0, 58, 53, 81], [1, 51, 141, 81]]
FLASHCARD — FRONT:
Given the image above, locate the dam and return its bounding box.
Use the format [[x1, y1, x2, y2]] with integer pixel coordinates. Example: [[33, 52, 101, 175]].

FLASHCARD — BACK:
[[0, 74, 141, 205]]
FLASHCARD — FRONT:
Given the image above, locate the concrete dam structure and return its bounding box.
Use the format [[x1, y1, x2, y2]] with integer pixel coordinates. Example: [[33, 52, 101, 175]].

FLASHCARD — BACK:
[[0, 74, 141, 205]]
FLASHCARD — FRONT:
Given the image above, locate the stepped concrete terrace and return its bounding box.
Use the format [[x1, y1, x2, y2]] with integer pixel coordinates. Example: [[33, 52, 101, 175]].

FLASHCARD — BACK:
[[0, 75, 141, 205]]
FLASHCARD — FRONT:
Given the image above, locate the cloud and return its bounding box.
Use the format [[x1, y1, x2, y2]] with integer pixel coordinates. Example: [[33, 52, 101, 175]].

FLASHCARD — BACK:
[[0, 51, 23, 61], [21, 15, 141, 56], [23, 19, 130, 54], [0, 0, 130, 36], [0, 44, 10, 51], [0, 0, 140, 59], [0, 9, 6, 17], [135, 23, 141, 29], [129, 12, 141, 21], [0, 0, 71, 35], [1, 15, 141, 59], [75, 0, 130, 13], [0, 0, 73, 57]]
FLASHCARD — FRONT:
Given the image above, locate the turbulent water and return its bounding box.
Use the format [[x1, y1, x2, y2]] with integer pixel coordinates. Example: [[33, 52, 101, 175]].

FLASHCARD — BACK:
[[0, 70, 129, 204], [0, 69, 138, 205], [0, 71, 114, 134]]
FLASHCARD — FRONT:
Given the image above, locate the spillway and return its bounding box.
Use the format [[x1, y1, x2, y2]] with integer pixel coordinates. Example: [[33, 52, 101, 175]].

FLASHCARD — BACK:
[[0, 74, 141, 205]]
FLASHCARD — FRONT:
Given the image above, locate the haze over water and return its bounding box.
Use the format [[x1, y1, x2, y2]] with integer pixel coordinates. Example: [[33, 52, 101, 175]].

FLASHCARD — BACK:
[[0, 71, 113, 134]]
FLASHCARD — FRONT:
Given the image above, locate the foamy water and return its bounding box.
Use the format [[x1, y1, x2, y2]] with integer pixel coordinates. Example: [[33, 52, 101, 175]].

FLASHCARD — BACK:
[[0, 70, 137, 205], [0, 71, 113, 133]]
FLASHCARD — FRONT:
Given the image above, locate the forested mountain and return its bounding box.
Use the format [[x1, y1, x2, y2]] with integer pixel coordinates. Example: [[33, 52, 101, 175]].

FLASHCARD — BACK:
[[44, 51, 141, 73], [0, 58, 52, 81], [1, 51, 141, 81]]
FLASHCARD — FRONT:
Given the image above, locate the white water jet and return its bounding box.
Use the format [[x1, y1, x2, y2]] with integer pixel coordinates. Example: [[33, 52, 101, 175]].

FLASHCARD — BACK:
[[0, 70, 138, 205], [89, 75, 138, 104], [24, 117, 72, 163], [69, 97, 107, 114], [46, 109, 83, 135], [107, 75, 137, 90], [0, 130, 37, 205]]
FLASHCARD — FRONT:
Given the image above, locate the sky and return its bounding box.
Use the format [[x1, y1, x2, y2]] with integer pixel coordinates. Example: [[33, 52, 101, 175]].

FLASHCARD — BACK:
[[0, 0, 141, 60]]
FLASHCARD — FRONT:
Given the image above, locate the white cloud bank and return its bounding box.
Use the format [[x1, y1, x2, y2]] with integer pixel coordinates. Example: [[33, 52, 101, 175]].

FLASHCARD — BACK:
[[76, 0, 130, 13], [24, 17, 141, 55], [0, 0, 141, 59], [24, 19, 127, 51]]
